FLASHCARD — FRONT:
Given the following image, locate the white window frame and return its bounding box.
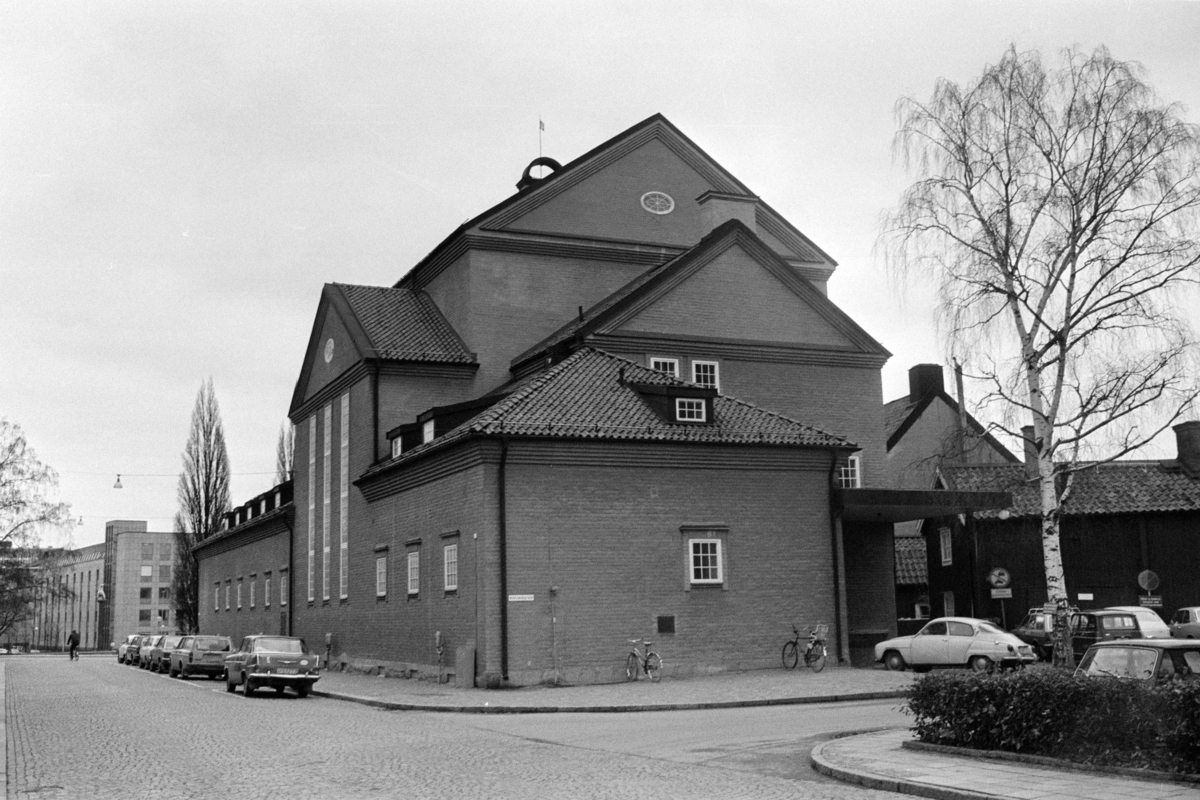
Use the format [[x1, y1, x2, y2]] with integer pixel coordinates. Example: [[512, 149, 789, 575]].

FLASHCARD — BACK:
[[339, 392, 350, 600], [407, 551, 420, 596], [264, 573, 271, 608], [376, 555, 388, 598], [444, 544, 458, 592], [322, 403, 331, 602], [225, 583, 230, 611], [649, 357, 678, 378], [691, 360, 720, 391], [676, 398, 706, 422], [307, 416, 316, 602], [214, 584, 220, 613], [688, 538, 723, 585], [838, 455, 862, 489], [391, 437, 402, 458], [236, 579, 243, 610], [939, 526, 952, 566], [280, 570, 288, 607], [422, 419, 435, 444], [249, 575, 256, 609]]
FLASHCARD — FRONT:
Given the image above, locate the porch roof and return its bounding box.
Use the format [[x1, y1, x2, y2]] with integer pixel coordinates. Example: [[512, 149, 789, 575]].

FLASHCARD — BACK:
[[835, 488, 1012, 523]]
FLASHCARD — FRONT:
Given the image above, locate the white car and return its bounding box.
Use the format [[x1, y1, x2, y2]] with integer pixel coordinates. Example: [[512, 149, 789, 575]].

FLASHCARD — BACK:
[[1169, 607, 1200, 639], [875, 616, 1037, 673], [1105, 606, 1170, 638]]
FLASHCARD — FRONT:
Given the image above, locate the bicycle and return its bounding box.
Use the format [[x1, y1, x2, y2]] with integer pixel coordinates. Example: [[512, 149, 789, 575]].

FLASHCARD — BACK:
[[625, 639, 662, 682], [781, 623, 829, 672]]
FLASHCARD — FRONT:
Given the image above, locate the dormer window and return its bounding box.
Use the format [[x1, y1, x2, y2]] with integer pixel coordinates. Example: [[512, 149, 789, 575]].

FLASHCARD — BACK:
[[391, 437, 403, 458], [422, 420, 435, 444], [676, 398, 706, 423], [649, 357, 678, 378]]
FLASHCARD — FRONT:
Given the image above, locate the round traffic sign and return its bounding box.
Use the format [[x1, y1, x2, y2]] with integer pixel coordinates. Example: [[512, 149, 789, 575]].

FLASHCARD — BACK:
[[987, 567, 1011, 589]]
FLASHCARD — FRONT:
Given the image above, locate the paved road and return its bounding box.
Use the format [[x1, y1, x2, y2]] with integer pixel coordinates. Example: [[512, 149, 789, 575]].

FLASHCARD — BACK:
[[7, 658, 904, 799]]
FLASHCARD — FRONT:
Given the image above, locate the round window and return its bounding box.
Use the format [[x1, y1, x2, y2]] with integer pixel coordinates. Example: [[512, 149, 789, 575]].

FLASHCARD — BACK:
[[323, 338, 335, 363], [640, 191, 675, 215]]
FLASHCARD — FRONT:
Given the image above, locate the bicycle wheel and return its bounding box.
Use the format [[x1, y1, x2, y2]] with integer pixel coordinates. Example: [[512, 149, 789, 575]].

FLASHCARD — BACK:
[[625, 652, 640, 681], [645, 652, 662, 683], [805, 643, 827, 673], [782, 640, 799, 670]]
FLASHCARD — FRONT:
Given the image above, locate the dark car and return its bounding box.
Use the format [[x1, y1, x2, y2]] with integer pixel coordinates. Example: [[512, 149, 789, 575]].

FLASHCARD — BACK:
[[1068, 608, 1169, 659], [126, 635, 153, 666], [1010, 607, 1078, 660], [224, 635, 320, 697], [169, 635, 233, 679], [1076, 639, 1200, 681], [144, 635, 184, 673]]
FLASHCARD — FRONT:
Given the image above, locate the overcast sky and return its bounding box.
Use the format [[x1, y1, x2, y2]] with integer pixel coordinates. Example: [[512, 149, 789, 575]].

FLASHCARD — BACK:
[[4, 1, 1199, 549]]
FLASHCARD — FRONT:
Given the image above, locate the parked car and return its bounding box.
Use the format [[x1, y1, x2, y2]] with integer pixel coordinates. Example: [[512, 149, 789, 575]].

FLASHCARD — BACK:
[[125, 635, 152, 666], [1010, 606, 1079, 660], [224, 635, 320, 697], [144, 635, 184, 673], [117, 635, 138, 664], [1170, 607, 1200, 639], [138, 635, 165, 668], [1068, 607, 1169, 659], [169, 635, 233, 679], [875, 616, 1037, 673], [1076, 639, 1200, 681]]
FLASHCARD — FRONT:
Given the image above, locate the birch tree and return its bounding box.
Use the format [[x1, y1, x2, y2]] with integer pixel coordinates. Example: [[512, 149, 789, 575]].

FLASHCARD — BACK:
[[884, 45, 1200, 662]]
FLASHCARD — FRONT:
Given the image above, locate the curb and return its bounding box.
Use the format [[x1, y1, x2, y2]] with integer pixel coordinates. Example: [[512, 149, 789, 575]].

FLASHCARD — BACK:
[[308, 687, 910, 714], [811, 732, 1000, 800]]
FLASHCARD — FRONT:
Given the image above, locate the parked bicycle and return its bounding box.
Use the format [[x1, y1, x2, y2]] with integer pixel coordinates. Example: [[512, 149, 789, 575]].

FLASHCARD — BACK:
[[782, 623, 828, 672], [625, 638, 662, 682]]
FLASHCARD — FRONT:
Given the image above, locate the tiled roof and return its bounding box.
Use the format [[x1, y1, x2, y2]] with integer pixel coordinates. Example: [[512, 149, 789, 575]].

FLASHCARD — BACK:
[[364, 348, 855, 477], [944, 461, 1200, 518], [335, 284, 474, 364], [895, 536, 928, 585]]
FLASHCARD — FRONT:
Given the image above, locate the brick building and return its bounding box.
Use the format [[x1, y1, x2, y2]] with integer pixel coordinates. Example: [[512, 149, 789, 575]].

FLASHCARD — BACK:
[[201, 114, 1002, 683]]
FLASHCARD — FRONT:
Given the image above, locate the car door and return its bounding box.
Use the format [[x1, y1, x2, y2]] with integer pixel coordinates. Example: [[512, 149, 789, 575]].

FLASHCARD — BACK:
[[909, 621, 950, 665], [945, 620, 976, 664]]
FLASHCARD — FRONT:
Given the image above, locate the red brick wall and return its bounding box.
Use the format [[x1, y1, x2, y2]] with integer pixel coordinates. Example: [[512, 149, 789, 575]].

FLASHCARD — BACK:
[[197, 521, 291, 646]]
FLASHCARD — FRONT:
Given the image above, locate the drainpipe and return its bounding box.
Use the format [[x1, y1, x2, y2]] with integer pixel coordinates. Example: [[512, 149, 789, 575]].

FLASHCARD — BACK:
[[283, 512, 294, 637], [498, 436, 510, 682], [827, 452, 845, 664], [371, 361, 380, 464]]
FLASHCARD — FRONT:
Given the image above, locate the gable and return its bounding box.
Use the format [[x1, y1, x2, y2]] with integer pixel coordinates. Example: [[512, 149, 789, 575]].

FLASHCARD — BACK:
[[300, 304, 362, 407], [617, 243, 855, 348]]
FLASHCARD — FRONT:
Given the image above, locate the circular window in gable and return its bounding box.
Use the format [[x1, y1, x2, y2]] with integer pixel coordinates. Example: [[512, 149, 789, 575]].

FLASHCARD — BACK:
[[640, 191, 675, 215]]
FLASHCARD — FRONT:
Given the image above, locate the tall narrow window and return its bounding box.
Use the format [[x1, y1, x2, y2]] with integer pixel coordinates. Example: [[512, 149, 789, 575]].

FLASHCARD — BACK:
[[939, 526, 953, 566], [236, 579, 243, 610], [691, 360, 720, 390], [249, 575, 256, 609], [339, 392, 350, 599], [376, 555, 387, 598], [943, 590, 956, 617], [214, 584, 220, 612], [307, 416, 316, 602], [422, 419, 435, 444], [837, 455, 862, 488], [322, 403, 332, 601], [264, 573, 272, 608], [407, 551, 420, 596], [444, 544, 458, 592], [280, 570, 288, 607], [649, 357, 678, 378], [225, 582, 230, 611]]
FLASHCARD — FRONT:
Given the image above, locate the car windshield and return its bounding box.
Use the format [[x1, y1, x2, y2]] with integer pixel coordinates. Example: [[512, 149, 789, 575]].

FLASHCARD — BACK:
[[252, 637, 303, 654], [195, 637, 230, 651], [164, 636, 183, 648], [1080, 647, 1158, 679], [977, 621, 1005, 634]]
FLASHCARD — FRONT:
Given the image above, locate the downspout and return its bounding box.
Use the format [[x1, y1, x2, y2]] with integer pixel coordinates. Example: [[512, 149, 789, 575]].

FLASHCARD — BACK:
[[371, 361, 380, 464], [827, 451, 845, 664], [498, 436, 510, 682], [283, 512, 294, 636]]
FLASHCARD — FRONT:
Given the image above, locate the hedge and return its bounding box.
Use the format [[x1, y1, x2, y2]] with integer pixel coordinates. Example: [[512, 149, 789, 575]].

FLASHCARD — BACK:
[[907, 669, 1200, 773]]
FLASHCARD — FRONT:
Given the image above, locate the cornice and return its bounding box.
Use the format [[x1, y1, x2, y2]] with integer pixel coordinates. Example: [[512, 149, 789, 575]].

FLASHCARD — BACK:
[[590, 332, 890, 369]]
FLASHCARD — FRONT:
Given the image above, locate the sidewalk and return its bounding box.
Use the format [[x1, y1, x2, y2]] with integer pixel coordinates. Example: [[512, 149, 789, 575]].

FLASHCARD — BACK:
[[813, 729, 1200, 800], [310, 663, 915, 712]]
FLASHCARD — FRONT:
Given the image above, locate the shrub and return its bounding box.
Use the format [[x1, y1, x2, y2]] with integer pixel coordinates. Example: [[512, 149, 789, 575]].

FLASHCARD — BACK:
[[907, 669, 1197, 773]]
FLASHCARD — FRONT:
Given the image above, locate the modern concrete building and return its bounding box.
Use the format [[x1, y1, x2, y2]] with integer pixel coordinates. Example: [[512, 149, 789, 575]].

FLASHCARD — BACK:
[[99, 520, 180, 649]]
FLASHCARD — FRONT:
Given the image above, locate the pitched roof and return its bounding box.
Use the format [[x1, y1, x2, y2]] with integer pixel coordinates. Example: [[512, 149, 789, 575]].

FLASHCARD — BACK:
[[360, 348, 855, 481], [895, 536, 928, 585], [334, 284, 474, 364], [510, 219, 889, 371], [883, 390, 1018, 462], [944, 461, 1200, 518]]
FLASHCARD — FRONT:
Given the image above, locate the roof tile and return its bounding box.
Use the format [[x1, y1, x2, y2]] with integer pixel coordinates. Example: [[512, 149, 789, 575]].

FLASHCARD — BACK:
[[336, 284, 474, 364]]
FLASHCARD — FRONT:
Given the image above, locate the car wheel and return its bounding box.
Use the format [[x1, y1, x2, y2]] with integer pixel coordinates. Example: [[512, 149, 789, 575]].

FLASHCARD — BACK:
[[244, 678, 256, 697], [883, 650, 907, 671], [297, 684, 310, 698], [913, 666, 932, 673], [969, 655, 993, 673], [168, 663, 177, 678], [225, 670, 236, 693]]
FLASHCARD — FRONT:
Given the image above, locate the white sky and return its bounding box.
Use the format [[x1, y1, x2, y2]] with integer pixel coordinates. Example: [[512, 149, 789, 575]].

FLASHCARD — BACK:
[[3, 1, 1199, 548]]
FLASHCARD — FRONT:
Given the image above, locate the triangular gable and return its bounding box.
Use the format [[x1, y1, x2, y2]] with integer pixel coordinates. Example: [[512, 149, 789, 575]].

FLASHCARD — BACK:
[[289, 285, 376, 415]]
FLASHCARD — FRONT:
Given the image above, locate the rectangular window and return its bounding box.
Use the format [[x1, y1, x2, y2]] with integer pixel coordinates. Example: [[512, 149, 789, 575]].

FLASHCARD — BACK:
[[837, 455, 862, 489], [340, 392, 350, 600], [444, 545, 458, 592], [264, 573, 272, 608], [236, 579, 243, 610], [323, 403, 332, 601], [422, 419, 435, 444], [140, 565, 153, 582], [676, 398, 706, 422], [141, 542, 155, 560], [157, 587, 169, 601], [649, 357, 678, 378], [214, 584, 220, 612], [249, 575, 256, 609], [376, 555, 387, 598], [391, 437, 402, 458], [157, 608, 169, 623], [159, 564, 172, 581], [691, 360, 719, 390], [224, 583, 230, 611], [139, 609, 151, 623], [689, 539, 723, 584], [139, 587, 152, 602], [280, 570, 288, 607], [943, 590, 956, 617], [160, 543, 172, 561], [308, 415, 316, 603], [407, 551, 420, 596], [939, 526, 952, 566]]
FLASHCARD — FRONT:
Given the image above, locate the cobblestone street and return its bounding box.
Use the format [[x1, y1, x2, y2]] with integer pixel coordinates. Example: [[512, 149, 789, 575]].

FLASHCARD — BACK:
[[6, 657, 900, 799]]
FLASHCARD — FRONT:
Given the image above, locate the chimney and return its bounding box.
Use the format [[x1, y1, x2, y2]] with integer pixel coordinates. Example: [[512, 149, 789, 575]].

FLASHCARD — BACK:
[[1022, 424, 1039, 479], [1175, 421, 1200, 477], [697, 190, 758, 234], [908, 364, 944, 401]]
